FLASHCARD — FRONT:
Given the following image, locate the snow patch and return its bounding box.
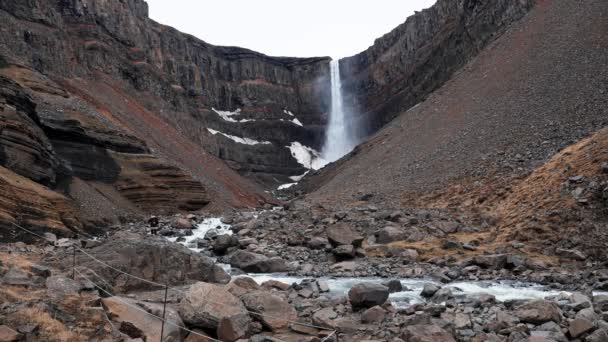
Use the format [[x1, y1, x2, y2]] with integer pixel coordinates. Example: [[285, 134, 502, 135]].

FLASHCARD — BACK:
[[289, 171, 309, 182], [286, 142, 328, 170], [212, 108, 252, 123], [277, 183, 297, 190], [208, 128, 271, 146], [283, 110, 303, 126]]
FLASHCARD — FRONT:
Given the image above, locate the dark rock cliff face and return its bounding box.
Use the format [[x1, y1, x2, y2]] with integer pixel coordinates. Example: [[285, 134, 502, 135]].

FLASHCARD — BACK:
[[0, 0, 331, 187], [339, 0, 535, 137]]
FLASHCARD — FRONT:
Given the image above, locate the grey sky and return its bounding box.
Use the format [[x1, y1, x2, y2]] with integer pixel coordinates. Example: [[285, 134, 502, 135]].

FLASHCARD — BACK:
[[146, 0, 436, 59]]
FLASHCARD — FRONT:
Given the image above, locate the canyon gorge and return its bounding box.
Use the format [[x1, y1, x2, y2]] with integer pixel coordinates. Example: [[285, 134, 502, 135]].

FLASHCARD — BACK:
[[1, 0, 608, 341]]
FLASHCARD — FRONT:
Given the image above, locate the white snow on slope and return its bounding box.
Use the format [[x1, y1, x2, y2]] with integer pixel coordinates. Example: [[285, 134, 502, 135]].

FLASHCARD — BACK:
[[212, 108, 252, 123], [286, 142, 328, 170], [283, 109, 303, 126], [277, 183, 297, 190], [208, 128, 271, 146]]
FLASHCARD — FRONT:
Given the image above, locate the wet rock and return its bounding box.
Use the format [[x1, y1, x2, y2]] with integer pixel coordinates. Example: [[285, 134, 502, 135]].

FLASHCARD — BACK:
[[382, 279, 403, 293], [361, 306, 386, 324], [348, 283, 389, 309], [326, 223, 363, 247], [568, 318, 595, 338], [262, 280, 290, 291], [401, 324, 456, 342], [229, 251, 287, 273], [420, 283, 440, 298], [515, 300, 562, 324], [179, 282, 250, 340], [214, 235, 237, 255], [431, 288, 454, 303], [102, 296, 183, 342], [241, 291, 298, 331]]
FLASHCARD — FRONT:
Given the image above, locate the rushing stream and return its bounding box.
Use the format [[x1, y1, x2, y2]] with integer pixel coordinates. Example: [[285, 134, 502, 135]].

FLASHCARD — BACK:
[[168, 218, 570, 308], [244, 274, 567, 309]]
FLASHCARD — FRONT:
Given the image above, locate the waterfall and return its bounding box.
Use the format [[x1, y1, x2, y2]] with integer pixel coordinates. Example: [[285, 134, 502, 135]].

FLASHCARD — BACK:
[[322, 60, 356, 162]]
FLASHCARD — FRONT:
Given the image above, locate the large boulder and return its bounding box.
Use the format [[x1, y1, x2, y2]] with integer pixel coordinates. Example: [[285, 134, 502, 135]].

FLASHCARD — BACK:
[[515, 300, 562, 324], [73, 231, 230, 292], [401, 324, 456, 342], [326, 223, 364, 247], [102, 296, 184, 342], [229, 250, 287, 273], [241, 291, 298, 331], [179, 282, 250, 341], [348, 283, 389, 309], [472, 254, 508, 269], [374, 226, 406, 244]]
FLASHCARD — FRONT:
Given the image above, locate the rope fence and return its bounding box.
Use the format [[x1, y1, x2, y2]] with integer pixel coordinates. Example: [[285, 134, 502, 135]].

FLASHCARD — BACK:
[[8, 221, 340, 342]]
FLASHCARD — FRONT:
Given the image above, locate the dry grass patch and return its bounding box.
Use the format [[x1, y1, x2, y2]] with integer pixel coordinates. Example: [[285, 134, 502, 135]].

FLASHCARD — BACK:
[[10, 307, 82, 342]]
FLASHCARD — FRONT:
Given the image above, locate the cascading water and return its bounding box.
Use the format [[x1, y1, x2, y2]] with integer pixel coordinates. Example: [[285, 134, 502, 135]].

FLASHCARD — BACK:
[[322, 60, 356, 162]]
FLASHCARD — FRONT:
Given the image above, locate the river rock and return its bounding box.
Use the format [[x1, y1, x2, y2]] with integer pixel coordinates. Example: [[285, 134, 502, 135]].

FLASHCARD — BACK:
[[229, 251, 287, 273], [326, 223, 363, 247], [214, 234, 237, 254], [569, 318, 595, 338], [382, 279, 403, 293], [472, 254, 508, 269], [361, 306, 386, 324], [421, 283, 440, 298], [401, 324, 456, 342], [312, 307, 337, 328], [515, 300, 562, 324], [241, 291, 298, 331], [179, 282, 250, 340], [348, 283, 389, 309], [102, 296, 183, 342]]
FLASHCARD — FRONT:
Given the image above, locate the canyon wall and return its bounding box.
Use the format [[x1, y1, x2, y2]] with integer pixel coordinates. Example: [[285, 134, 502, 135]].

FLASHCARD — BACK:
[[339, 0, 535, 136], [0, 0, 331, 189]]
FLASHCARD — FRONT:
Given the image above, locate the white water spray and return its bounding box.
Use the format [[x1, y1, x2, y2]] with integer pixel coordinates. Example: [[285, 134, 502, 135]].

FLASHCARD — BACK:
[[322, 60, 356, 162]]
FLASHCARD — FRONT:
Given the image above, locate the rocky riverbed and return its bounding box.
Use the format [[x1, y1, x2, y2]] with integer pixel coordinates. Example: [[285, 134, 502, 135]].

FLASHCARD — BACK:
[[1, 203, 608, 341]]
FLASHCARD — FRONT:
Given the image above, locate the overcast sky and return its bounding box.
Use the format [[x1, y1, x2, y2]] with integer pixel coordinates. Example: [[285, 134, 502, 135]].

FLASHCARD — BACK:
[[146, 0, 436, 59]]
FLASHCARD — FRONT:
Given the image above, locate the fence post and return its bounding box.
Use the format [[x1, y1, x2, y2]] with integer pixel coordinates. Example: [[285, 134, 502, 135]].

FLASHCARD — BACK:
[[160, 284, 168, 342], [72, 245, 76, 279]]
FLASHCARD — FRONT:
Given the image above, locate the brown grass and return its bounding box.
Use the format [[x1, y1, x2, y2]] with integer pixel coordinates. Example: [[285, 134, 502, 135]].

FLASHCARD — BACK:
[[12, 307, 82, 342]]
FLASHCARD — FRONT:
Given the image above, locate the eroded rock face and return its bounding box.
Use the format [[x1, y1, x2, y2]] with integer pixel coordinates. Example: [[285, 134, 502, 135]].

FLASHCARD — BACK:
[[74, 231, 230, 292], [0, 0, 331, 187], [339, 0, 535, 135]]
